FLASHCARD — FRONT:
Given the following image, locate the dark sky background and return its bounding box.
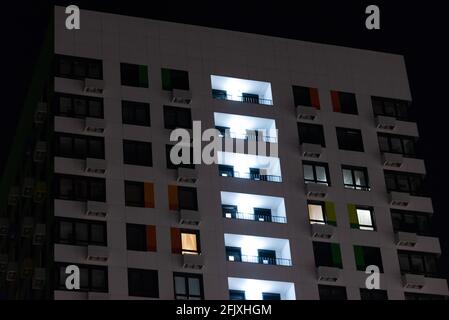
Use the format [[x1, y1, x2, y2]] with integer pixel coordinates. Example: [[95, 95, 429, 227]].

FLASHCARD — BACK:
[[1, 1, 448, 282]]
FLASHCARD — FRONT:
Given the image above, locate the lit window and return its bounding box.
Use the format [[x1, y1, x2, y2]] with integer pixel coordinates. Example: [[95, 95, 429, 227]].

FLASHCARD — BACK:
[[308, 203, 325, 224], [357, 208, 374, 231], [181, 232, 198, 255]]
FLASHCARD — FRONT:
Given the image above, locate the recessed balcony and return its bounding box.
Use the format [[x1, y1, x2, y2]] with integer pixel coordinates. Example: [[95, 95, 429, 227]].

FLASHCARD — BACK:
[[228, 277, 296, 300]]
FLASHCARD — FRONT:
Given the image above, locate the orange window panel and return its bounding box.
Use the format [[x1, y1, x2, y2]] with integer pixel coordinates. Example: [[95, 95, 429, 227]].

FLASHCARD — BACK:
[[309, 88, 320, 109], [146, 225, 157, 252], [170, 227, 182, 254], [144, 182, 155, 208], [331, 91, 341, 112], [168, 185, 179, 211]]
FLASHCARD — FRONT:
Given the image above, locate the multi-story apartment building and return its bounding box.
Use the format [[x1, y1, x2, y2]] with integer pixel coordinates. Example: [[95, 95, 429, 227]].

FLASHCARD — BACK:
[[0, 6, 448, 300]]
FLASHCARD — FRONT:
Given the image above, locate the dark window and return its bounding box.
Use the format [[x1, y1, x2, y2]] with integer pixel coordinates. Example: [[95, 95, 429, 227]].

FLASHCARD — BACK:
[[120, 63, 148, 88], [302, 161, 330, 185], [55, 55, 103, 80], [354, 246, 383, 272], [218, 165, 234, 177], [161, 68, 189, 91], [55, 133, 104, 159], [178, 187, 198, 211], [212, 89, 227, 100], [254, 208, 272, 222], [122, 101, 150, 126], [126, 224, 147, 251], [398, 251, 439, 277], [55, 174, 106, 202], [258, 249, 277, 265], [391, 209, 431, 236], [298, 123, 326, 147], [384, 171, 425, 196], [262, 292, 281, 300], [124, 181, 144, 207], [292, 85, 319, 108], [163, 106, 192, 129], [173, 273, 204, 300], [166, 145, 195, 169], [128, 268, 159, 298], [222, 205, 238, 219], [229, 290, 246, 300], [318, 285, 347, 300], [54, 92, 103, 119], [56, 263, 108, 292], [123, 140, 152, 167], [55, 218, 107, 246], [242, 92, 259, 104], [313, 242, 343, 268], [378, 133, 417, 157], [360, 289, 388, 300], [226, 246, 242, 262], [342, 166, 370, 191], [372, 96, 412, 121], [332, 91, 358, 115], [336, 127, 364, 152], [405, 293, 447, 300]]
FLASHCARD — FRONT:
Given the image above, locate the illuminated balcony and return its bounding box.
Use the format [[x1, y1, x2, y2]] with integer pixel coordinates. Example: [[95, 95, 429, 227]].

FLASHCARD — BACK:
[[211, 75, 273, 106], [221, 191, 287, 224], [228, 277, 296, 300]]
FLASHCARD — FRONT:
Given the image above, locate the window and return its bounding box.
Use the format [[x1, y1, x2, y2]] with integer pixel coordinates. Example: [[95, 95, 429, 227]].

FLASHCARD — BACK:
[[178, 187, 198, 211], [173, 273, 204, 300], [331, 91, 358, 115], [122, 100, 150, 126], [56, 218, 107, 246], [405, 293, 447, 300], [166, 145, 195, 169], [298, 123, 326, 147], [292, 85, 320, 109], [308, 202, 325, 224], [391, 209, 431, 236], [120, 63, 148, 88], [336, 127, 364, 152], [226, 246, 242, 262], [56, 263, 108, 292], [123, 140, 152, 167], [372, 96, 412, 121], [313, 242, 342, 268], [262, 292, 281, 300], [258, 249, 277, 265], [302, 161, 330, 185], [54, 92, 103, 119], [164, 106, 192, 129], [126, 224, 157, 252], [171, 228, 201, 255], [348, 205, 375, 231], [354, 246, 383, 272], [124, 181, 154, 208], [360, 289, 388, 300], [128, 269, 159, 298], [384, 171, 425, 196], [218, 164, 234, 177], [161, 68, 189, 90], [377, 133, 417, 158], [212, 89, 228, 100], [55, 55, 103, 80], [55, 174, 106, 202], [318, 285, 347, 300], [55, 133, 104, 159], [398, 251, 439, 277], [342, 166, 370, 191], [242, 92, 259, 104], [254, 208, 272, 222], [229, 290, 246, 300]]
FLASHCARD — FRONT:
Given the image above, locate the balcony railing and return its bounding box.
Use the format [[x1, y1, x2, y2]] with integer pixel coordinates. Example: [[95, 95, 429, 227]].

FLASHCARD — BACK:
[[218, 131, 277, 143], [223, 211, 287, 224], [227, 254, 292, 266], [219, 171, 282, 182], [212, 93, 273, 106]]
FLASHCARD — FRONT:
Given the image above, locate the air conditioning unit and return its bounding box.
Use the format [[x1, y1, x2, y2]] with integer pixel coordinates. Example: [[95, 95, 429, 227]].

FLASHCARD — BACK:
[[177, 167, 198, 184], [6, 262, 18, 282], [86, 245, 109, 262], [317, 266, 341, 282], [0, 255, 8, 272], [171, 89, 192, 104], [84, 117, 105, 134], [376, 115, 396, 131], [32, 268, 46, 290], [0, 218, 9, 237], [182, 254, 204, 270], [34, 102, 48, 124], [21, 259, 34, 279], [8, 186, 20, 206], [311, 223, 335, 239], [382, 153, 403, 168], [85, 201, 108, 218], [301, 143, 322, 158], [390, 192, 411, 207], [33, 182, 47, 204], [22, 178, 35, 198], [306, 183, 328, 199], [21, 217, 34, 238], [395, 232, 418, 247], [33, 224, 46, 246], [296, 106, 318, 121], [33, 141, 47, 163], [85, 158, 107, 174], [84, 78, 104, 94], [402, 273, 425, 289], [179, 210, 201, 226]]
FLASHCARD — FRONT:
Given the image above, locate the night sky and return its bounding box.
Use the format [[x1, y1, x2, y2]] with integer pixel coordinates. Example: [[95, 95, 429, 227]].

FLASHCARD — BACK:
[[1, 1, 448, 282]]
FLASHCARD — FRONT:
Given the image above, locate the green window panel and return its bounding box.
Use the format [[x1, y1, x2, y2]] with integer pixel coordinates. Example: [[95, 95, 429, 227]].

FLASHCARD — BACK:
[[348, 203, 359, 228], [138, 65, 148, 88], [330, 243, 342, 268], [354, 245, 366, 270]]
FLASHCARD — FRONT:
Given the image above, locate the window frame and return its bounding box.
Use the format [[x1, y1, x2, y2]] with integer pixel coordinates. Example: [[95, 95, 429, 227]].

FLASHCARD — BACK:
[[398, 251, 439, 277], [55, 217, 107, 246], [342, 165, 370, 191], [371, 96, 412, 121], [55, 54, 103, 80], [336, 127, 364, 152], [390, 209, 431, 236], [377, 133, 417, 158], [180, 229, 201, 255], [56, 263, 108, 292], [302, 161, 331, 185], [123, 140, 153, 167], [124, 181, 145, 207], [55, 132, 105, 160], [54, 92, 104, 119], [384, 170, 425, 196], [307, 201, 326, 225], [355, 206, 376, 231], [297, 123, 326, 147], [127, 268, 159, 298], [173, 273, 204, 300], [161, 68, 190, 91], [121, 100, 151, 127], [120, 63, 149, 88], [55, 174, 106, 202]]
